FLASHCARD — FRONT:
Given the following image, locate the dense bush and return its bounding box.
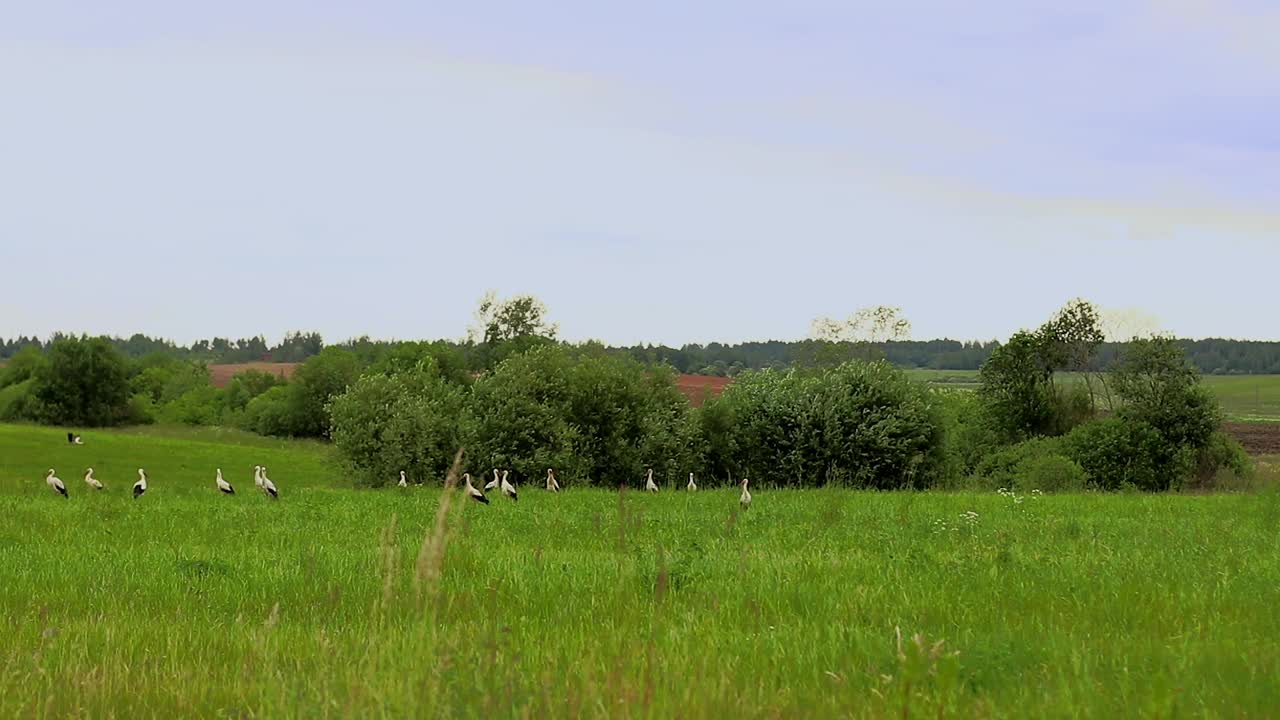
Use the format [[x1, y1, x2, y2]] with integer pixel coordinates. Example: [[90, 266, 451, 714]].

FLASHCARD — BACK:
[[713, 362, 945, 489], [366, 341, 472, 386], [1063, 418, 1167, 491], [283, 348, 361, 437], [157, 386, 225, 426], [968, 436, 1086, 492], [1113, 337, 1221, 450], [32, 336, 132, 426], [0, 378, 41, 422], [0, 345, 46, 389], [223, 369, 284, 415], [329, 360, 469, 487], [464, 346, 692, 487], [242, 386, 294, 437]]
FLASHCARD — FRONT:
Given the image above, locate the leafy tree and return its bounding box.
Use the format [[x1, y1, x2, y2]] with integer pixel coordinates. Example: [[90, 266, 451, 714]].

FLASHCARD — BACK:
[[465, 346, 690, 487], [32, 336, 132, 426], [366, 341, 472, 385], [812, 305, 912, 362], [978, 299, 1104, 442], [223, 369, 283, 414], [1063, 418, 1166, 491], [0, 345, 47, 389], [1112, 336, 1220, 451], [472, 291, 558, 345], [283, 347, 361, 437], [241, 386, 294, 436], [716, 362, 945, 489], [330, 359, 470, 487]]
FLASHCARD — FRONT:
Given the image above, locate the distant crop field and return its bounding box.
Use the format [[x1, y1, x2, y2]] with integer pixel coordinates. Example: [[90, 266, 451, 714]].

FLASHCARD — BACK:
[[906, 369, 1280, 422], [2, 424, 1279, 717], [208, 361, 298, 388]]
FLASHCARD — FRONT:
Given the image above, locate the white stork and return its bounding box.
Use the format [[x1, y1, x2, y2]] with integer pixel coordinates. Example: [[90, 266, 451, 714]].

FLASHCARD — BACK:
[[500, 470, 518, 502], [463, 473, 489, 504], [84, 467, 103, 490], [216, 468, 235, 495], [687, 472, 697, 491], [645, 468, 659, 493], [132, 468, 148, 499], [739, 478, 752, 509], [546, 468, 560, 492], [46, 469, 68, 498], [484, 468, 500, 492], [254, 465, 265, 491], [398, 470, 408, 488], [260, 466, 279, 500]]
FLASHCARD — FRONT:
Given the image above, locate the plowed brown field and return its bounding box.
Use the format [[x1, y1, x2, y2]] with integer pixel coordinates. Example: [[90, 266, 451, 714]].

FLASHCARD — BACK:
[[208, 362, 298, 388]]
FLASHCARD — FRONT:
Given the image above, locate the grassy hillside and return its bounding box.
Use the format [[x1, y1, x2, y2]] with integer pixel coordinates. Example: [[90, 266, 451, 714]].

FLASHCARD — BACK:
[[2, 424, 1279, 717]]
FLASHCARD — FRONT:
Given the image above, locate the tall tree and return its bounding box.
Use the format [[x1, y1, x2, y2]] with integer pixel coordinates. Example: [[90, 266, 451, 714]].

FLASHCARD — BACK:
[[810, 305, 912, 363], [33, 336, 131, 426]]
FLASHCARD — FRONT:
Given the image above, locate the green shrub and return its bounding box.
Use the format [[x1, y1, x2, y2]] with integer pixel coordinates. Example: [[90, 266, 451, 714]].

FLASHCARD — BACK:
[[718, 361, 945, 489], [934, 389, 1000, 480], [0, 378, 40, 421], [242, 386, 294, 437], [0, 346, 46, 389], [157, 385, 225, 426], [1015, 453, 1087, 493], [1063, 418, 1167, 491], [1187, 431, 1252, 490], [284, 348, 361, 437], [223, 369, 283, 414], [329, 360, 469, 487], [971, 436, 1064, 490], [32, 336, 132, 426], [465, 346, 689, 487], [124, 392, 157, 425]]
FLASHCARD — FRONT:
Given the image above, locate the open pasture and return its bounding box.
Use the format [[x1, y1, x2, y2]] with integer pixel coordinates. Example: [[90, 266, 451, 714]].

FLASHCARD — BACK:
[[2, 424, 1280, 717]]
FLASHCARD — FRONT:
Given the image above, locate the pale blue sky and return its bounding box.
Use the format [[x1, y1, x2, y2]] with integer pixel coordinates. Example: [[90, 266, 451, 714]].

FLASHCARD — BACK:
[[2, 1, 1277, 345]]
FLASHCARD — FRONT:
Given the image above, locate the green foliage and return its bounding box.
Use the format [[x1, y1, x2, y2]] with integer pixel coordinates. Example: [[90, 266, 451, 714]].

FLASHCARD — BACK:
[[716, 362, 946, 489], [1063, 418, 1167, 491], [1113, 336, 1221, 449], [156, 385, 226, 426], [0, 345, 46, 389], [464, 346, 689, 487], [978, 300, 1105, 442], [222, 369, 283, 414], [366, 341, 472, 386], [241, 385, 294, 437], [978, 331, 1058, 441], [1188, 431, 1252, 489], [0, 378, 40, 422], [934, 388, 1000, 479], [329, 360, 469, 487], [31, 336, 132, 427], [283, 348, 361, 437], [970, 436, 1086, 492], [131, 358, 210, 405]]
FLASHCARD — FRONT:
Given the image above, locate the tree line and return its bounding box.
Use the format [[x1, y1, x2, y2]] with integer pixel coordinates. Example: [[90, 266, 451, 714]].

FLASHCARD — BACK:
[[0, 297, 1252, 493], [3, 332, 1279, 376]]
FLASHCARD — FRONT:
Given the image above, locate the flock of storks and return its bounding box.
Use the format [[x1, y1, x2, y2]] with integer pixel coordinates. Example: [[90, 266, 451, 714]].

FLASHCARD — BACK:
[[44, 464, 279, 500], [41, 434, 753, 508], [450, 466, 751, 508]]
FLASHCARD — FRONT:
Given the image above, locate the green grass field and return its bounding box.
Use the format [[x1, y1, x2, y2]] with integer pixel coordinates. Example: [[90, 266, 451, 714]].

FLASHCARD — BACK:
[[906, 369, 1280, 421], [2, 424, 1280, 717]]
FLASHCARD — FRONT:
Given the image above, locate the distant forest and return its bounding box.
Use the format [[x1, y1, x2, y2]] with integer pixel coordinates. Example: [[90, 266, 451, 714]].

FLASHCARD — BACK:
[[3, 332, 1279, 375]]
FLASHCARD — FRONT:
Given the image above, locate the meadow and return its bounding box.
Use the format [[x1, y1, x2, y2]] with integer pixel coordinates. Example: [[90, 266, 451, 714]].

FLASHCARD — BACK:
[[2, 424, 1280, 718]]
